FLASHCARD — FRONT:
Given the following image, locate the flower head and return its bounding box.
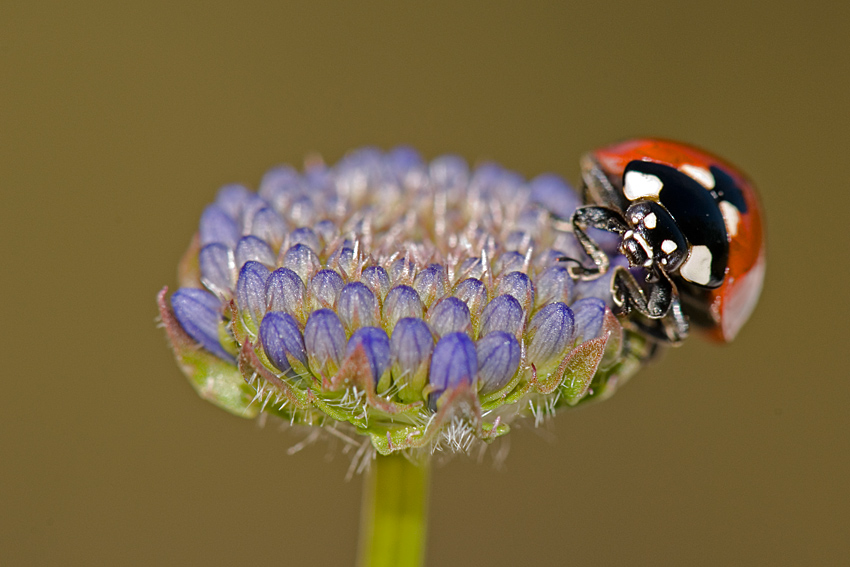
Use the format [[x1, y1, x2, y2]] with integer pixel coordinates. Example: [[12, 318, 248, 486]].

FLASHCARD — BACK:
[[159, 147, 652, 459]]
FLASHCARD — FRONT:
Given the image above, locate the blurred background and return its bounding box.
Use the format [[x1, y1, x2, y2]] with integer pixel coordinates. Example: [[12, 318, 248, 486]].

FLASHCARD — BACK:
[[3, 1, 848, 565]]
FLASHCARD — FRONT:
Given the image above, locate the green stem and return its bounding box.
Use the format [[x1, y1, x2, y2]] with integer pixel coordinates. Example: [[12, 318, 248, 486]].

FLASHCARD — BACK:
[[357, 453, 430, 567]]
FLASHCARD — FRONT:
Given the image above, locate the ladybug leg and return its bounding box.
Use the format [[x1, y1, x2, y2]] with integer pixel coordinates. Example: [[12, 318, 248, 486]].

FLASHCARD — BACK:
[[566, 206, 629, 280], [580, 153, 627, 210], [611, 266, 689, 344], [630, 300, 689, 345]]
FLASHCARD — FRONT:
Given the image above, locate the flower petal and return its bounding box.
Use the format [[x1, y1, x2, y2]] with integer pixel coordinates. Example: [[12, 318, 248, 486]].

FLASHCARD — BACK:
[[282, 243, 321, 283], [309, 269, 344, 311], [170, 287, 232, 361], [526, 302, 575, 373], [236, 261, 271, 329], [248, 207, 287, 249], [235, 235, 275, 269], [288, 227, 321, 254], [259, 311, 308, 373], [199, 204, 238, 248], [571, 297, 606, 343], [199, 243, 235, 297], [382, 285, 424, 330], [427, 297, 471, 337], [413, 264, 448, 307], [535, 265, 574, 308], [530, 173, 580, 220], [429, 155, 469, 191], [258, 165, 303, 211], [498, 271, 535, 310], [495, 251, 525, 275], [479, 294, 524, 338], [476, 331, 521, 395], [429, 332, 477, 406], [265, 267, 306, 320], [453, 278, 489, 317], [214, 184, 253, 219], [346, 327, 391, 384], [304, 309, 347, 376], [337, 282, 379, 334], [361, 265, 391, 300], [390, 317, 434, 401]]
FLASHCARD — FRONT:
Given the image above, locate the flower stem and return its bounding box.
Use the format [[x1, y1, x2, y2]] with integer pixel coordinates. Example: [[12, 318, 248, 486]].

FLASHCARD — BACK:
[[357, 453, 430, 567]]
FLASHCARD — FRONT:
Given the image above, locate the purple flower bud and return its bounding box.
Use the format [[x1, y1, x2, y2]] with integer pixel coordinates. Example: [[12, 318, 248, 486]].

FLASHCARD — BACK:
[[304, 162, 331, 191], [535, 265, 574, 307], [387, 145, 423, 169], [382, 285, 424, 330], [258, 165, 302, 211], [265, 268, 306, 319], [199, 243, 235, 297], [259, 311, 307, 373], [236, 261, 271, 328], [214, 184, 253, 219], [360, 265, 390, 300], [469, 163, 526, 200], [329, 245, 357, 275], [429, 155, 469, 191], [571, 297, 606, 343], [248, 207, 287, 249], [476, 331, 521, 395], [304, 309, 347, 376], [389, 257, 416, 284], [313, 219, 337, 248], [337, 282, 379, 334], [309, 269, 344, 311], [171, 287, 232, 362], [479, 294, 524, 338], [526, 302, 575, 371], [498, 271, 535, 310], [387, 146, 425, 185], [468, 162, 505, 195], [335, 148, 382, 198], [288, 227, 321, 254], [458, 257, 485, 279], [282, 243, 320, 283], [505, 231, 534, 253], [390, 318, 434, 395], [429, 332, 477, 406], [235, 235, 275, 269], [229, 195, 267, 234], [289, 195, 318, 227], [413, 264, 448, 307], [495, 251, 525, 275], [199, 204, 239, 248], [453, 278, 489, 317], [515, 208, 546, 234], [346, 327, 391, 384], [530, 173, 581, 220], [427, 297, 471, 337]]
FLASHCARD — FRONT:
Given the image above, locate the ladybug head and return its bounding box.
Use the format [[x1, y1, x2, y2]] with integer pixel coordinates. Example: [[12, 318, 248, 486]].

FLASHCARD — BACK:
[[621, 201, 688, 274]]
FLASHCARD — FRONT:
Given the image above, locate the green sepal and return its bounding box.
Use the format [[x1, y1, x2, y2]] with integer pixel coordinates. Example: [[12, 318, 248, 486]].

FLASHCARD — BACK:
[[158, 287, 259, 417]]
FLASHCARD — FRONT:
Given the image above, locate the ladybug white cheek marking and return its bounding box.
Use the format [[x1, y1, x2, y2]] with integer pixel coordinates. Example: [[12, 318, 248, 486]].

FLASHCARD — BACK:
[[680, 245, 713, 285], [719, 200, 740, 237], [661, 239, 677, 254], [624, 170, 663, 200], [679, 164, 716, 189], [633, 232, 653, 266], [643, 212, 657, 229]]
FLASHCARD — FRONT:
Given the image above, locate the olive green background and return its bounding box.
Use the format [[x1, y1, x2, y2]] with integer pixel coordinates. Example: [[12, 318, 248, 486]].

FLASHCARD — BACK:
[[3, 1, 848, 565]]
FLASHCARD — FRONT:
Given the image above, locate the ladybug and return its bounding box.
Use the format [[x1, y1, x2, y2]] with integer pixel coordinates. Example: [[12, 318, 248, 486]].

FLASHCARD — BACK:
[[562, 138, 765, 344]]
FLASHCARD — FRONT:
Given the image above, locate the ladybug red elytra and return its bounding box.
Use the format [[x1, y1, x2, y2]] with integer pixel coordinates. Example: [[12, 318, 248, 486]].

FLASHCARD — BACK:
[[562, 138, 765, 344]]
